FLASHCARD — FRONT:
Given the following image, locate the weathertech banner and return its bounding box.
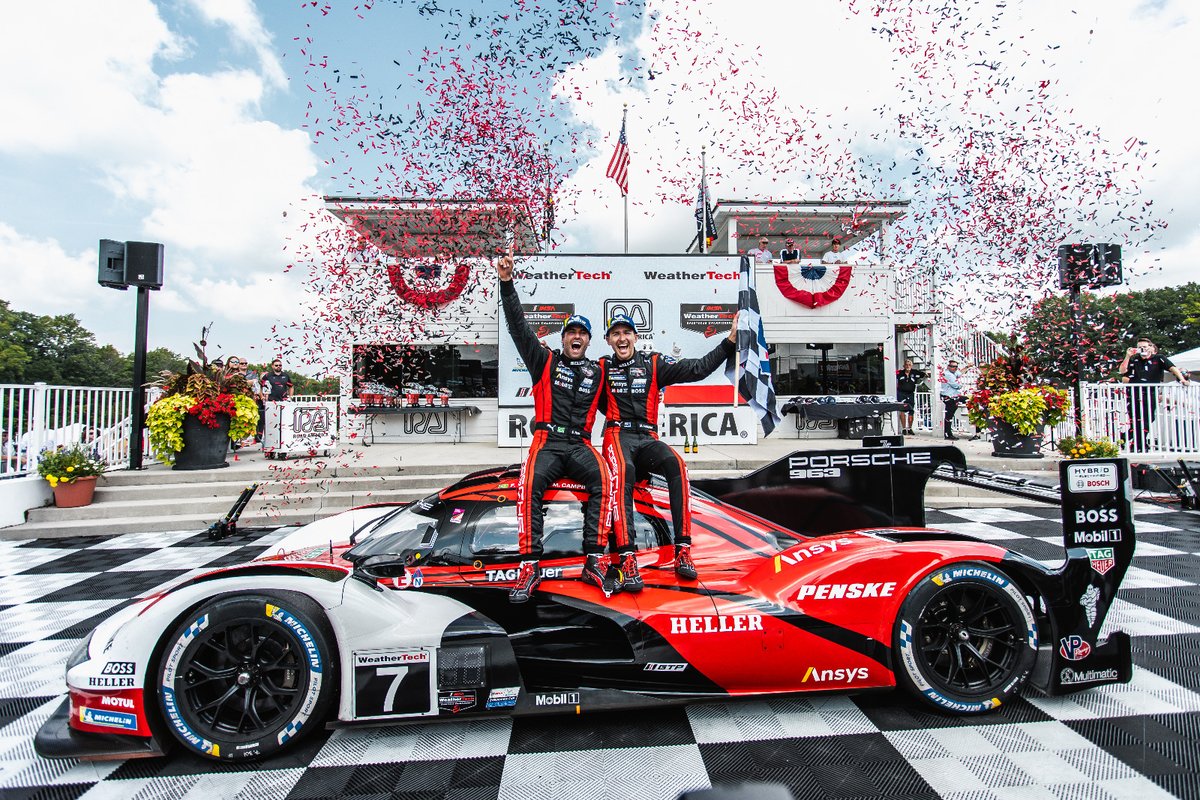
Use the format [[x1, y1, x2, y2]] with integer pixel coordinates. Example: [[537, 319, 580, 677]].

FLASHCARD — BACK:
[[498, 255, 753, 444]]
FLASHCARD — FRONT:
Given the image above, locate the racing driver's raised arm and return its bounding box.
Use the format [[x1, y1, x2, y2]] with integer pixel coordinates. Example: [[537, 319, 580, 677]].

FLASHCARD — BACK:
[[656, 312, 739, 386], [496, 250, 549, 380]]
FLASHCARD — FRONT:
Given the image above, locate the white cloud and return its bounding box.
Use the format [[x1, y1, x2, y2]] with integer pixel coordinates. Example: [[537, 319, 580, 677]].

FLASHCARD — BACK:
[[0, 1, 323, 355], [184, 0, 288, 88], [0, 224, 121, 318]]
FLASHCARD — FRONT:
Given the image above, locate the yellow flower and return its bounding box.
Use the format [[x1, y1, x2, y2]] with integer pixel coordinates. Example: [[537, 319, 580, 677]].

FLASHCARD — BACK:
[[67, 465, 75, 472], [47, 476, 58, 487]]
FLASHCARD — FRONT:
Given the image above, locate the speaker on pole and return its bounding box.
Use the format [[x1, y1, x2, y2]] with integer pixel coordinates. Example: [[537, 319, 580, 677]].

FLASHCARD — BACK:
[[97, 239, 128, 290], [124, 241, 164, 289]]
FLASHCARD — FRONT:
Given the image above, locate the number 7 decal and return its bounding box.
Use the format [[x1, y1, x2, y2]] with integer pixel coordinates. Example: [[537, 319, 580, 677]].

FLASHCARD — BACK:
[[377, 666, 409, 714]]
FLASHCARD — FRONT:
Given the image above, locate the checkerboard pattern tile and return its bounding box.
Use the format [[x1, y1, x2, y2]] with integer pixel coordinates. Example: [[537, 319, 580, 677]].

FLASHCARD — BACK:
[[1, 502, 1198, 800]]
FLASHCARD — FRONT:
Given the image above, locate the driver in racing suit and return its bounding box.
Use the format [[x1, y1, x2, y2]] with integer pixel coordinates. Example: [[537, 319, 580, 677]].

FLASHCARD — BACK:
[[600, 313, 737, 580], [497, 252, 640, 603]]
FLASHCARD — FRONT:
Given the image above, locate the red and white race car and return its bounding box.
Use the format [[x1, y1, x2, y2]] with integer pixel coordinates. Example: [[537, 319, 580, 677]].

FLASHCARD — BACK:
[[36, 446, 1135, 763]]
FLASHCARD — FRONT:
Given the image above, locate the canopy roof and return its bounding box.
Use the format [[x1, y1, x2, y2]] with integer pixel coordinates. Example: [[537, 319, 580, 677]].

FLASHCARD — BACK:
[[691, 199, 910, 259], [324, 197, 542, 258]]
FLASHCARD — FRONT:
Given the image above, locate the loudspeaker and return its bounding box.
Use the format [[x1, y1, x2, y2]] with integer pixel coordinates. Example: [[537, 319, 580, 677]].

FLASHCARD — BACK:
[[97, 239, 128, 290], [124, 241, 164, 289], [1057, 243, 1122, 289]]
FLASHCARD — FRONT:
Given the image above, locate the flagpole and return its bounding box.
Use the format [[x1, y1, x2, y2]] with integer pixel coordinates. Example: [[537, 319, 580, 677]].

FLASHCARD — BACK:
[[622, 104, 629, 254], [700, 146, 707, 255]]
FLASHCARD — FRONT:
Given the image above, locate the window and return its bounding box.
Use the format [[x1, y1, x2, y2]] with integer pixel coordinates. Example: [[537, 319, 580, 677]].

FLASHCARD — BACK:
[[353, 344, 498, 399], [770, 342, 885, 396], [469, 499, 670, 561]]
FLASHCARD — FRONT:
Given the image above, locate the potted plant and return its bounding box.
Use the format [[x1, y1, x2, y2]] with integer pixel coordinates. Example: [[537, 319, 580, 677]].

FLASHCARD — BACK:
[[966, 347, 1071, 458], [1057, 435, 1120, 460], [146, 328, 259, 470], [38, 443, 106, 507]]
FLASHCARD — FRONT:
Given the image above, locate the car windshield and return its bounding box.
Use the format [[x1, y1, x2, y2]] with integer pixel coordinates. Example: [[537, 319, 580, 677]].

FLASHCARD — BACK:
[[344, 495, 442, 561]]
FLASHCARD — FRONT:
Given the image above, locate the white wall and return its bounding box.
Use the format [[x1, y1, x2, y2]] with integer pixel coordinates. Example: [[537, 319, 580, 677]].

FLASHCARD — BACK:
[[0, 476, 51, 529]]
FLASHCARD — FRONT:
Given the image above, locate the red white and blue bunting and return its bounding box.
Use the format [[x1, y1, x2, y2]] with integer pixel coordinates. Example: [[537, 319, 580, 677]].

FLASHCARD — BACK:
[[773, 262, 853, 308]]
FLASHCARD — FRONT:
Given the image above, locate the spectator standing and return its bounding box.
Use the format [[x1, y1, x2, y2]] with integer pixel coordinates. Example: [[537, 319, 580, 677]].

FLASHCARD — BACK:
[[779, 238, 800, 264], [747, 237, 773, 264], [1119, 336, 1190, 451], [263, 359, 293, 401], [895, 358, 925, 436], [940, 359, 966, 440], [822, 238, 849, 265]]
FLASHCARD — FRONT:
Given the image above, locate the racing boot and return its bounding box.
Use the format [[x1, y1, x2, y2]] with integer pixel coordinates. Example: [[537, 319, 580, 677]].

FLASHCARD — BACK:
[[619, 552, 644, 593], [582, 554, 620, 597], [508, 560, 541, 604], [675, 544, 697, 581]]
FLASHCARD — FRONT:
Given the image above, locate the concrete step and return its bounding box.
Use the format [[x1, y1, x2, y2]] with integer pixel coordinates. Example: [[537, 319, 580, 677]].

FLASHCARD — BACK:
[[26, 485, 437, 524], [92, 473, 464, 502]]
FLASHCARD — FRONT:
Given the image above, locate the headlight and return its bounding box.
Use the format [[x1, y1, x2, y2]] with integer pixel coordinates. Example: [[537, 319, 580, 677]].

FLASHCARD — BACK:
[[65, 631, 94, 672]]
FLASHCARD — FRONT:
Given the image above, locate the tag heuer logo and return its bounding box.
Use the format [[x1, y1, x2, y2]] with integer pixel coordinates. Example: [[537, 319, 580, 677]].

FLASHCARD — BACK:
[[1086, 547, 1115, 576]]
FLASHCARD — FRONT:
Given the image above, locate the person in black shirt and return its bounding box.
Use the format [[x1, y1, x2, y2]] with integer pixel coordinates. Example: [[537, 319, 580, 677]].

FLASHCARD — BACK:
[[600, 313, 736, 580], [895, 358, 925, 436], [1119, 337, 1190, 451], [262, 359, 293, 401], [779, 238, 800, 264], [496, 250, 630, 603]]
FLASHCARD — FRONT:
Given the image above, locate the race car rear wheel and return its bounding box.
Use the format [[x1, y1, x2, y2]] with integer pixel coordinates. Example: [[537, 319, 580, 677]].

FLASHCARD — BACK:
[[156, 593, 336, 761], [894, 561, 1037, 714]]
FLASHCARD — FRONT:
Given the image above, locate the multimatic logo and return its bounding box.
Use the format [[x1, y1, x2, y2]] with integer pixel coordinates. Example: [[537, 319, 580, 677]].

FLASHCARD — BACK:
[[1060, 667, 1119, 685]]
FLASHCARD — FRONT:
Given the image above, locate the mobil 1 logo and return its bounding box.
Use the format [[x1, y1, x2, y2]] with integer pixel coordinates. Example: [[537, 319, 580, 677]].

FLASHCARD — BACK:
[[353, 650, 433, 720], [1062, 460, 1133, 551]]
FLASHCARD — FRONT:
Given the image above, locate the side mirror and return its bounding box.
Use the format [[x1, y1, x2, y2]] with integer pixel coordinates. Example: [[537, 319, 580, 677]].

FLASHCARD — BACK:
[[355, 554, 408, 581]]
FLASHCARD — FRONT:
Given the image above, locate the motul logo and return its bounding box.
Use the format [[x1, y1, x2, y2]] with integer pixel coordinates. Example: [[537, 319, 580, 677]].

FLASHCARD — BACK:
[[100, 695, 135, 709], [670, 615, 764, 634], [797, 582, 896, 601], [802, 666, 869, 683]]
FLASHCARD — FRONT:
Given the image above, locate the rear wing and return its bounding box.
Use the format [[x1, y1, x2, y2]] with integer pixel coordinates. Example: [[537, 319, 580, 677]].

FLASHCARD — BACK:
[[692, 446, 967, 535]]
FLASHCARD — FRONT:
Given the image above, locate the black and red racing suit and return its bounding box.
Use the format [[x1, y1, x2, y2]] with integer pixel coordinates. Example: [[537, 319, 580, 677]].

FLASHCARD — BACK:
[[601, 338, 735, 547], [500, 279, 623, 557]]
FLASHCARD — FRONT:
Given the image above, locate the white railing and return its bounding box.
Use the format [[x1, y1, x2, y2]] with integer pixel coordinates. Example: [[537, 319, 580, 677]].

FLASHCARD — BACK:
[[894, 266, 938, 314], [1, 383, 145, 478], [1080, 382, 1200, 458]]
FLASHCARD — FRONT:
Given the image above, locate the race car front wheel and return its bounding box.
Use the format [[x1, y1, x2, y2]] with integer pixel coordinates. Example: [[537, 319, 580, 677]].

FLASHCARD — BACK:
[[155, 592, 336, 761], [894, 561, 1037, 714]]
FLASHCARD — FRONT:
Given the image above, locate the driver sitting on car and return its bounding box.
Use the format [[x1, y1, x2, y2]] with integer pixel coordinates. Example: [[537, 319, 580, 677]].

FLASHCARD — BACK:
[[496, 249, 639, 603], [600, 312, 738, 581]]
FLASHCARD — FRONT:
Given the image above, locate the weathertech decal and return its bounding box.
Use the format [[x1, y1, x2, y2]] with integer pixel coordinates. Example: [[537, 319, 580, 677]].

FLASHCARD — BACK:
[[669, 615, 764, 634]]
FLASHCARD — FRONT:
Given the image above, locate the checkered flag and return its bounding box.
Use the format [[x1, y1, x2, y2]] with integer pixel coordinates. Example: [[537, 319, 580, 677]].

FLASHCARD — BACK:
[[726, 256, 782, 436]]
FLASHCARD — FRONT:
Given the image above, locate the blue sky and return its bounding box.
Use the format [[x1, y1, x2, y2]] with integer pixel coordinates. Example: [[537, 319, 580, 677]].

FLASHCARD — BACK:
[[1, 1, 1196, 373]]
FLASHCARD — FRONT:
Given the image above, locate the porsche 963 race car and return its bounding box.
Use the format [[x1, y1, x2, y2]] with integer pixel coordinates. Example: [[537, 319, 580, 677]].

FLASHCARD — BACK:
[[36, 446, 1136, 763]]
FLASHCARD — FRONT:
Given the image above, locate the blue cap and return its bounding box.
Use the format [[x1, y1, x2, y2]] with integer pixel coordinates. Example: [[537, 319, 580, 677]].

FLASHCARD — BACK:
[[561, 314, 592, 336], [605, 314, 636, 336]]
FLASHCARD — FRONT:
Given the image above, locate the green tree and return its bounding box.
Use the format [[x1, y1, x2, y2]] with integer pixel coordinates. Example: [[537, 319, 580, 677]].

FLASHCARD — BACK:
[[1017, 292, 1128, 384], [1111, 283, 1200, 354]]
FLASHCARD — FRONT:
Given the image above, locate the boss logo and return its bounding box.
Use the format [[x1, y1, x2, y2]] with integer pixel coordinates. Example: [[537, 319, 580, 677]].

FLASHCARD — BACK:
[[1074, 508, 1119, 524], [100, 661, 136, 676]]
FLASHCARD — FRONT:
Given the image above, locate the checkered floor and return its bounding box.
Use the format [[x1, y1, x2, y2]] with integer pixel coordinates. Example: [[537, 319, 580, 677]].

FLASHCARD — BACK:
[[2, 501, 1200, 800]]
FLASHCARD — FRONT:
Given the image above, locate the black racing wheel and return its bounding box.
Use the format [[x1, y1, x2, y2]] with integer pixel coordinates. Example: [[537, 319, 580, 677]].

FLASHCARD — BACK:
[[155, 593, 336, 761], [894, 562, 1037, 714]]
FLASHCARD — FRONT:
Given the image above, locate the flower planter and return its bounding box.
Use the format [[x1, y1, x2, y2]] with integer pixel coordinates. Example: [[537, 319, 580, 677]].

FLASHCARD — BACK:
[[52, 475, 98, 508], [990, 420, 1044, 459], [174, 413, 232, 470]]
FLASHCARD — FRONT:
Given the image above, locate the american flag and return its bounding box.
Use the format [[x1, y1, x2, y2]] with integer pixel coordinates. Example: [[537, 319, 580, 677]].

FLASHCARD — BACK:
[[605, 116, 630, 195], [725, 255, 782, 436]]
